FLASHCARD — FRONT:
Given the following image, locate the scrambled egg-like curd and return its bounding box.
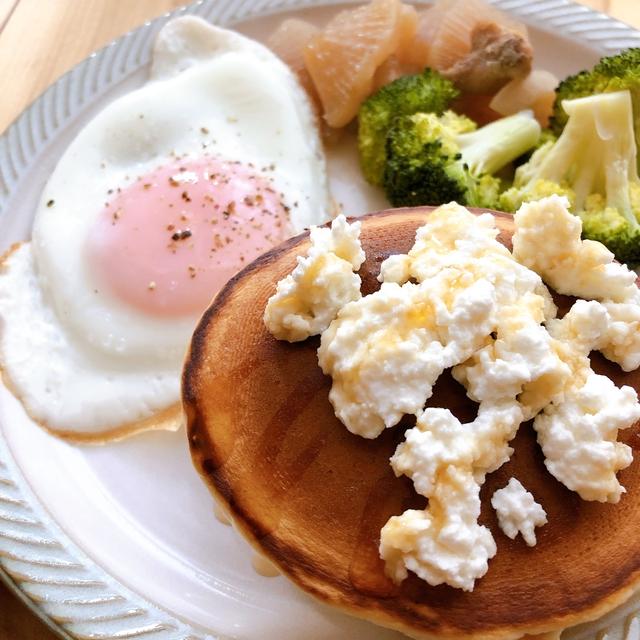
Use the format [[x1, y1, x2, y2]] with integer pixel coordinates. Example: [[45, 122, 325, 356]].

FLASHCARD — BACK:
[[535, 372, 639, 503], [513, 197, 640, 373], [264, 198, 640, 592], [491, 478, 547, 547], [263, 214, 365, 342], [380, 467, 496, 592], [513, 195, 640, 304]]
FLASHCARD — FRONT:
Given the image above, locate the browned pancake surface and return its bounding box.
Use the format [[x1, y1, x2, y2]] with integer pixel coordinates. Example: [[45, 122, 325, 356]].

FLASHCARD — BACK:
[[183, 208, 640, 639]]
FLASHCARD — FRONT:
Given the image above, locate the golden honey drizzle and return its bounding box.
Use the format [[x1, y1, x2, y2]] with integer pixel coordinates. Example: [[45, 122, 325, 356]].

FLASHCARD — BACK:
[[251, 552, 280, 578], [213, 501, 231, 526]]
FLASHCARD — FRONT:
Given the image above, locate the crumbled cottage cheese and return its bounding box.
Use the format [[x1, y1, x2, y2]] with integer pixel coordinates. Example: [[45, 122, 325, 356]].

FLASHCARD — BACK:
[[380, 203, 510, 284], [381, 403, 521, 588], [319, 204, 548, 438], [491, 478, 547, 546], [600, 301, 640, 372], [546, 299, 640, 374], [317, 273, 498, 438], [453, 304, 574, 419], [512, 195, 640, 304], [317, 281, 458, 439], [380, 466, 496, 592], [546, 299, 610, 353], [512, 197, 640, 372], [264, 197, 640, 591], [391, 403, 523, 496], [263, 214, 365, 342], [534, 372, 639, 503]]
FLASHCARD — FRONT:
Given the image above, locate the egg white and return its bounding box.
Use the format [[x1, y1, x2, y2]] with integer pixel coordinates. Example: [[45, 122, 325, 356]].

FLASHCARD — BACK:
[[0, 17, 329, 436]]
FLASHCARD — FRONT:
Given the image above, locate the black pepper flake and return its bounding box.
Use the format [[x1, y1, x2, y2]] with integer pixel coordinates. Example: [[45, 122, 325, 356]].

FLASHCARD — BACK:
[[181, 191, 192, 203], [200, 127, 209, 134], [171, 229, 192, 241], [143, 183, 152, 190], [222, 201, 236, 219], [46, 199, 55, 207]]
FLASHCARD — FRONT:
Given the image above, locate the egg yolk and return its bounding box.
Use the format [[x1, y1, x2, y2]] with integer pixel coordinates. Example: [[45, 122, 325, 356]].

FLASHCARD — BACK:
[[86, 159, 291, 317]]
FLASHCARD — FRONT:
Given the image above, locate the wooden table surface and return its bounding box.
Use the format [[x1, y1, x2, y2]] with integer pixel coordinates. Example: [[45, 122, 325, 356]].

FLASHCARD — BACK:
[[0, 0, 639, 638]]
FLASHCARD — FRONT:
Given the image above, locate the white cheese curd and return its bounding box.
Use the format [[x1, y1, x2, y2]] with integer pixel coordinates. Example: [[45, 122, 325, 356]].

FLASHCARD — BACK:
[[377, 253, 411, 284], [547, 299, 640, 372], [318, 262, 508, 438], [317, 281, 454, 438], [391, 402, 523, 497], [380, 467, 496, 592], [546, 299, 610, 353], [512, 195, 640, 304], [453, 304, 575, 418], [600, 302, 640, 372], [401, 204, 509, 283], [263, 215, 364, 342], [534, 372, 640, 503], [491, 478, 547, 547], [309, 215, 366, 269], [318, 207, 549, 439]]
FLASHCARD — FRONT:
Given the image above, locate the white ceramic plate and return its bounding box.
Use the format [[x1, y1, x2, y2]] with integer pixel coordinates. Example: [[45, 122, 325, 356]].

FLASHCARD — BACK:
[[2, 2, 640, 639]]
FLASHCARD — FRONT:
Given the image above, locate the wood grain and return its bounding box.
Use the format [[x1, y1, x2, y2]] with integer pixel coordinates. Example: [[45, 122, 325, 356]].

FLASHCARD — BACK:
[[0, 1, 638, 639], [0, 0, 189, 133]]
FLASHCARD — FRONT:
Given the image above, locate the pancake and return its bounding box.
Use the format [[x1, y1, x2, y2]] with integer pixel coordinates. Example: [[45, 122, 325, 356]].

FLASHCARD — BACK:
[[183, 207, 640, 639]]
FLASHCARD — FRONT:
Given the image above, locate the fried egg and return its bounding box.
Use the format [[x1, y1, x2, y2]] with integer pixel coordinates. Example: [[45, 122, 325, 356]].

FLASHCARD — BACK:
[[0, 16, 330, 440]]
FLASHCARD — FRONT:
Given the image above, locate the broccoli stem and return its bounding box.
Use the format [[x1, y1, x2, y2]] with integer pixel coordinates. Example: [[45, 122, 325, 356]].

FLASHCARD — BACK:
[[456, 111, 541, 177], [537, 92, 640, 230]]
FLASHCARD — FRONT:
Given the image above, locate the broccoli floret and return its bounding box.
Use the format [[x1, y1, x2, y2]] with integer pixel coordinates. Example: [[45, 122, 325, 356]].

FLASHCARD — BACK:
[[383, 110, 541, 208], [581, 194, 640, 262], [358, 69, 459, 186], [550, 48, 640, 145], [500, 90, 640, 263]]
